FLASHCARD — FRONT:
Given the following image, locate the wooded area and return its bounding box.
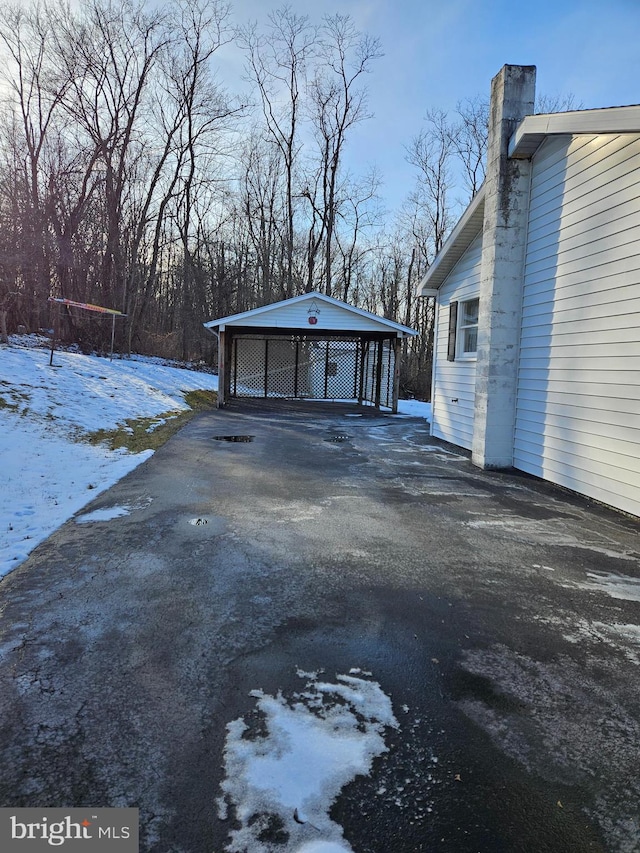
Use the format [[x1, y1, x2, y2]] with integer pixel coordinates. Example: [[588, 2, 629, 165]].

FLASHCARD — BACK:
[[0, 0, 512, 398]]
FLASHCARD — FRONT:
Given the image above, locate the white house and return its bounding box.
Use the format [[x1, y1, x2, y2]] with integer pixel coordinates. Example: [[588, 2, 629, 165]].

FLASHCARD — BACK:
[[418, 65, 640, 518]]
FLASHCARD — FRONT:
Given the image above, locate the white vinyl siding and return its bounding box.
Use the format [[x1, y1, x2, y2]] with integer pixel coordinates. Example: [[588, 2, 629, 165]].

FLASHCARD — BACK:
[[432, 232, 483, 449], [515, 133, 640, 516]]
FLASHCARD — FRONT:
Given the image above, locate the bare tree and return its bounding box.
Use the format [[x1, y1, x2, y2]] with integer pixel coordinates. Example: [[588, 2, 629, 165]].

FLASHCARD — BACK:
[[170, 0, 237, 359], [450, 91, 581, 199], [51, 0, 169, 310], [405, 109, 456, 259], [308, 14, 382, 296], [334, 167, 382, 303], [453, 95, 488, 197], [241, 7, 316, 299], [0, 2, 70, 328], [536, 92, 582, 114], [239, 134, 285, 303]]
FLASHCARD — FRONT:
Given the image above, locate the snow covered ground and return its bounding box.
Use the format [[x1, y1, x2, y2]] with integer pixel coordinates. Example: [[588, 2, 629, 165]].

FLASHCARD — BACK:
[[0, 335, 430, 579], [0, 337, 218, 578]]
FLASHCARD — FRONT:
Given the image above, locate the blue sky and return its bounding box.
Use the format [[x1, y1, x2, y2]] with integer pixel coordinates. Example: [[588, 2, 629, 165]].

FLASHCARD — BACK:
[[220, 0, 640, 215]]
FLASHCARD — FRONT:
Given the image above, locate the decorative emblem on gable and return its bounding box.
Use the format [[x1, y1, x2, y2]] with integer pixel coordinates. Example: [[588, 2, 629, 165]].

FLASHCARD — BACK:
[[307, 299, 320, 325]]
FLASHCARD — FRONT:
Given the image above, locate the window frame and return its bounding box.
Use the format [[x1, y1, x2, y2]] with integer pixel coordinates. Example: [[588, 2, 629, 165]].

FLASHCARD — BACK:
[[456, 297, 479, 360]]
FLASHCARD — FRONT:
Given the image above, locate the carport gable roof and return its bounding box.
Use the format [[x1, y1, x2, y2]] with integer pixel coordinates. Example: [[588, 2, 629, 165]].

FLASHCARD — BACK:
[[203, 292, 417, 337]]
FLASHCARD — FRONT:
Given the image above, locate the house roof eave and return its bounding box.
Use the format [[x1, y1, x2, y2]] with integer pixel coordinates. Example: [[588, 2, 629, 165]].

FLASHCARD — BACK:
[[416, 185, 486, 296], [509, 104, 640, 159]]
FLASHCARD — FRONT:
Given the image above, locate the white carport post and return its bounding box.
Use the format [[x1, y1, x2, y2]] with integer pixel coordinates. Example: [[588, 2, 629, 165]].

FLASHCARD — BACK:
[[216, 328, 225, 408], [392, 336, 401, 414]]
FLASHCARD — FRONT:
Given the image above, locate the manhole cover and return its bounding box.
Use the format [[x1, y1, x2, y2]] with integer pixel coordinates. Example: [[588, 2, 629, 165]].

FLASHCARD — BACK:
[[213, 435, 254, 442]]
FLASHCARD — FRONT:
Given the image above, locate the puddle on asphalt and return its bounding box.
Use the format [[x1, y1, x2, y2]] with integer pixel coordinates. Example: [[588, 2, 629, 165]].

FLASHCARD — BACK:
[[182, 515, 227, 535], [213, 435, 254, 442]]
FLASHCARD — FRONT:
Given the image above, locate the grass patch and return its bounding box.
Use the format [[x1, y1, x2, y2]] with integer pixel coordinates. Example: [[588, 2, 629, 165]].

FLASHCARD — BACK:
[[0, 389, 30, 412], [85, 388, 217, 452]]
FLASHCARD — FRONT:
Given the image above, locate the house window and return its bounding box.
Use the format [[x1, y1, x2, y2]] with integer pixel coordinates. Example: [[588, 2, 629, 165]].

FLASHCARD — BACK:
[[457, 298, 479, 358]]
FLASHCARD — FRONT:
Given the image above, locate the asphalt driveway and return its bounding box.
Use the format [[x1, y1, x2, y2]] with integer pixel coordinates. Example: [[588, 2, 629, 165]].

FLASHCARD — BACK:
[[1, 401, 639, 852]]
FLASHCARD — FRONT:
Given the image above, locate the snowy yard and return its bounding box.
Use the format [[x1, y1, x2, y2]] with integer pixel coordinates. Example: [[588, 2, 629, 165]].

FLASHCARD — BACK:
[[0, 337, 218, 578]]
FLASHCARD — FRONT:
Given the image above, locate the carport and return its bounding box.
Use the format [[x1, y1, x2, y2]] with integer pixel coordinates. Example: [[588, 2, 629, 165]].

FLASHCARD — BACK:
[[203, 292, 417, 412]]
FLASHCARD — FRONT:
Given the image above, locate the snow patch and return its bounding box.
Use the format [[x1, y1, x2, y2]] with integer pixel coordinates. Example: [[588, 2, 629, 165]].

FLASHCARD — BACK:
[[396, 400, 431, 422], [562, 619, 640, 665], [581, 572, 640, 601], [75, 505, 132, 523], [218, 671, 398, 853]]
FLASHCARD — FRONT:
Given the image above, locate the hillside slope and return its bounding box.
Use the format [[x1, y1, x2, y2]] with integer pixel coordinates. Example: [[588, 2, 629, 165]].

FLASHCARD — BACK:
[[0, 338, 218, 577]]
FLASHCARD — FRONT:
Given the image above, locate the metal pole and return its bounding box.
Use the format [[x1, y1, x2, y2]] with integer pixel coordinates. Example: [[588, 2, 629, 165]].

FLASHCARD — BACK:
[[358, 340, 367, 404], [374, 339, 384, 409], [392, 337, 401, 413], [110, 313, 116, 361], [387, 340, 393, 408], [232, 335, 237, 398], [226, 333, 233, 402], [217, 330, 225, 407], [324, 339, 330, 398], [49, 305, 58, 367]]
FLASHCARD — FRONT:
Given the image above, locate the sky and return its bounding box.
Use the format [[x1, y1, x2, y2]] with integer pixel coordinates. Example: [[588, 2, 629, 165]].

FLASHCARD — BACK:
[[215, 0, 640, 214]]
